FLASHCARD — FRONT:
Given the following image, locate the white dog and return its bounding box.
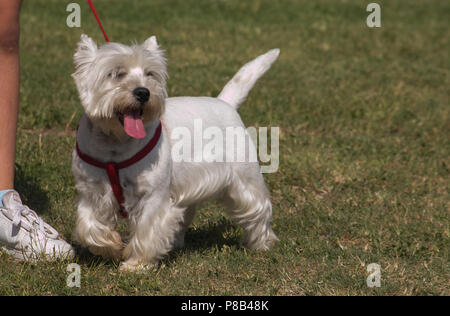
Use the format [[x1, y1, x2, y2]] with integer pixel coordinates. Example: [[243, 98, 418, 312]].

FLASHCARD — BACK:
[[71, 34, 279, 271]]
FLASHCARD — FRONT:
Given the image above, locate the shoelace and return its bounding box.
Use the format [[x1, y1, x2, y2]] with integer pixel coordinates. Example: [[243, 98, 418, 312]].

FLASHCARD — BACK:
[[8, 206, 59, 239]]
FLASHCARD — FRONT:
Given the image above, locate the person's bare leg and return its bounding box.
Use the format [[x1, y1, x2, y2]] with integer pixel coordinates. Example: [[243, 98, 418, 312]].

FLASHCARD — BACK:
[[0, 1, 75, 260], [0, 0, 22, 190]]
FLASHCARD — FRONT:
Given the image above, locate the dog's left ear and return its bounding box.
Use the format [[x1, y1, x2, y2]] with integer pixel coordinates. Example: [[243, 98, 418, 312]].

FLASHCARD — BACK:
[[143, 36, 159, 51]]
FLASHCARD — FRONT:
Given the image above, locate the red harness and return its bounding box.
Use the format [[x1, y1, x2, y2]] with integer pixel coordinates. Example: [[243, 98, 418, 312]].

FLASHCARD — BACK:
[[75, 122, 162, 218]]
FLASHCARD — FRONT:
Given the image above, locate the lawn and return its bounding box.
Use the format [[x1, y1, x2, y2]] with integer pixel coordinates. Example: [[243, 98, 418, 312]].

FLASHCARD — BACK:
[[0, 0, 448, 295]]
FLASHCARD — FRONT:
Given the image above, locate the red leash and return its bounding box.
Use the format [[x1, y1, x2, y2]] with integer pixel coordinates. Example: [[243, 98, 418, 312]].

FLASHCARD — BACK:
[[76, 122, 163, 218], [86, 0, 110, 42]]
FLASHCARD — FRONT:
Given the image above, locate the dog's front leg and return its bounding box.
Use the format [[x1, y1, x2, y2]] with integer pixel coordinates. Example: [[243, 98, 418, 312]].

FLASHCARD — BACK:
[[73, 197, 123, 260], [120, 193, 183, 272]]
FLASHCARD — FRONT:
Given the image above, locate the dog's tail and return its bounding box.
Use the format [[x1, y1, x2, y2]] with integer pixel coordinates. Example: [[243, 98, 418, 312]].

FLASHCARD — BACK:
[[217, 49, 280, 110]]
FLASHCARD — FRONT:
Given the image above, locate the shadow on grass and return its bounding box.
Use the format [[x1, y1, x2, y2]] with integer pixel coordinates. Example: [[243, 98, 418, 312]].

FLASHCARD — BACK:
[[13, 163, 50, 214], [73, 246, 120, 269], [164, 217, 242, 266], [185, 219, 241, 251]]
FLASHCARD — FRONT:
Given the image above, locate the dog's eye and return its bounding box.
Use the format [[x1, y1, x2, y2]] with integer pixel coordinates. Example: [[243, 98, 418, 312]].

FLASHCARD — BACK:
[[116, 72, 127, 79], [146, 71, 154, 77]]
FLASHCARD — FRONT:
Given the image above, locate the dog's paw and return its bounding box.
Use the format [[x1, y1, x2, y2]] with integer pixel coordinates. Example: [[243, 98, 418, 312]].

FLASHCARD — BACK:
[[119, 260, 157, 273]]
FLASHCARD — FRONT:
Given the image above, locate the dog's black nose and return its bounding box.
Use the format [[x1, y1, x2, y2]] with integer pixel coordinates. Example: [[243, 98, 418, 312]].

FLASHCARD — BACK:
[[133, 87, 150, 103]]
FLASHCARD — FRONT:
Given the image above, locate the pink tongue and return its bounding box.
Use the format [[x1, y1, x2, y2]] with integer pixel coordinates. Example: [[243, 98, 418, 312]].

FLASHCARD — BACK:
[[123, 111, 146, 139]]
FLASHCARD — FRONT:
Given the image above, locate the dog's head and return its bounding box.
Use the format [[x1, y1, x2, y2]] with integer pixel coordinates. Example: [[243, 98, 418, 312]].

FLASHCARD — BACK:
[[72, 34, 167, 139]]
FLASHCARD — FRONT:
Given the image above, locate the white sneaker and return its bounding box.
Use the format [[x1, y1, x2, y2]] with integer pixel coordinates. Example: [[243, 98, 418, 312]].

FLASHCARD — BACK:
[[0, 190, 75, 261]]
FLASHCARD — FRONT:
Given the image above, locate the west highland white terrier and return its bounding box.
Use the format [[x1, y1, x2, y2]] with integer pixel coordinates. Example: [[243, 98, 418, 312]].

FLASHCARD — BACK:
[[71, 34, 279, 271]]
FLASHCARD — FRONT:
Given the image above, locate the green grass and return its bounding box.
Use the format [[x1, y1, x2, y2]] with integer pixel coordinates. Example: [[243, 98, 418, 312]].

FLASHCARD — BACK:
[[0, 0, 448, 295]]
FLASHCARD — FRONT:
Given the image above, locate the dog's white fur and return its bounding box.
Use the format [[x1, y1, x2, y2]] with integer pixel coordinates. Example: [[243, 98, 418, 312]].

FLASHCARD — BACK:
[[71, 34, 279, 271]]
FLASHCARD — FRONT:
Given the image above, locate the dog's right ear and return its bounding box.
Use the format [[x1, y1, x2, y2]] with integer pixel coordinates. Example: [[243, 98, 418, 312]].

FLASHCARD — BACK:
[[73, 35, 98, 105], [74, 34, 97, 69]]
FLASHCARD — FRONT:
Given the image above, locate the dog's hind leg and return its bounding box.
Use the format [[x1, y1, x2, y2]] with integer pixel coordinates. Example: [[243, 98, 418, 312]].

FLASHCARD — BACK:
[[222, 168, 278, 250], [73, 198, 123, 259]]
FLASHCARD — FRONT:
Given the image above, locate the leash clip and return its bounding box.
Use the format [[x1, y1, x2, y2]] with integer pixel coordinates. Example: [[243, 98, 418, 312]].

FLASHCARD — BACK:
[[119, 209, 128, 218]]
